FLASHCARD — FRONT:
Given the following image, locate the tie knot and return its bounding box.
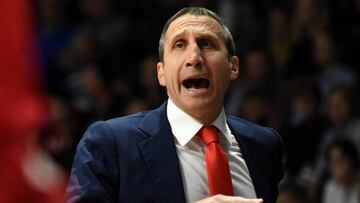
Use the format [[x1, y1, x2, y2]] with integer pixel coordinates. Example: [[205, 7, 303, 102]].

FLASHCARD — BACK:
[[198, 125, 220, 145]]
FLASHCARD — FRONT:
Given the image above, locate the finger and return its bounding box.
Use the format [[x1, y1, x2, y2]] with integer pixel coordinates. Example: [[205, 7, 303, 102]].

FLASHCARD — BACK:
[[195, 195, 264, 203], [235, 197, 263, 203], [212, 195, 263, 203], [240, 198, 263, 203]]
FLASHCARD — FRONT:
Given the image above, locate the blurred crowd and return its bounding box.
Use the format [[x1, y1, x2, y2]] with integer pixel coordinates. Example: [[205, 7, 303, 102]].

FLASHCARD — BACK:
[[34, 0, 360, 202]]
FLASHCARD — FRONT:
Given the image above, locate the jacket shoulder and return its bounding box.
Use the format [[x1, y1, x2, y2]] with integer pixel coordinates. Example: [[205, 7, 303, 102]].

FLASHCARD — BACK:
[[80, 111, 151, 148], [104, 111, 148, 128], [227, 116, 282, 144]]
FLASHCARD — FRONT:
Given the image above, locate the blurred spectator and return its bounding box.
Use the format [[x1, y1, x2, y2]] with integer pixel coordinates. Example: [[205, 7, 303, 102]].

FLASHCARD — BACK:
[[59, 29, 101, 72], [312, 86, 360, 202], [322, 139, 359, 203], [39, 95, 81, 171], [81, 65, 111, 116], [226, 48, 280, 116], [313, 30, 357, 98], [292, 0, 328, 42], [137, 54, 167, 109], [78, 64, 125, 120], [37, 0, 76, 92], [218, 0, 259, 55], [239, 90, 279, 129], [77, 0, 129, 53], [286, 0, 328, 78], [281, 79, 327, 177], [268, 7, 293, 72], [322, 87, 360, 152]]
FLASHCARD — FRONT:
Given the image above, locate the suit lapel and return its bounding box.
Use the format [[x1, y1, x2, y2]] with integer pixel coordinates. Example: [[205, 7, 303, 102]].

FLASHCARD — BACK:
[[227, 118, 269, 202], [137, 102, 186, 203]]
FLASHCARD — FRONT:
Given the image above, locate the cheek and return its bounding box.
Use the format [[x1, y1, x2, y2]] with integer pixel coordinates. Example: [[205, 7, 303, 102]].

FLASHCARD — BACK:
[[163, 65, 180, 86], [215, 62, 232, 84], [209, 54, 230, 70]]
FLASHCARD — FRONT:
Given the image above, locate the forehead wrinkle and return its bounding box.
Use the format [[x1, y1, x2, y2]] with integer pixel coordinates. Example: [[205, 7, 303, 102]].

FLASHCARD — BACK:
[[165, 15, 223, 44], [177, 18, 219, 30]]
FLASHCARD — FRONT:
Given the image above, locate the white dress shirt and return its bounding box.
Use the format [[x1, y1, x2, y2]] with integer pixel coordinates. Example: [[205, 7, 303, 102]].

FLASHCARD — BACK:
[[167, 99, 256, 203]]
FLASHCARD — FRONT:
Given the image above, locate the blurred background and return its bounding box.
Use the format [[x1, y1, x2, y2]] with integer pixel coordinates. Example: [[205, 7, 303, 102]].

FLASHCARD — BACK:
[[1, 0, 360, 202]]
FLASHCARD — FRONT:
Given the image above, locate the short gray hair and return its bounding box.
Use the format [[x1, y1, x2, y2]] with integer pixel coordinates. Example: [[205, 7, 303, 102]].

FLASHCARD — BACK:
[[158, 7, 235, 61]]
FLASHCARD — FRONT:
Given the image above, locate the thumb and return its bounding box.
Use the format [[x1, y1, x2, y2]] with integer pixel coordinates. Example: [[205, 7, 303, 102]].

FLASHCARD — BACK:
[[238, 197, 264, 203]]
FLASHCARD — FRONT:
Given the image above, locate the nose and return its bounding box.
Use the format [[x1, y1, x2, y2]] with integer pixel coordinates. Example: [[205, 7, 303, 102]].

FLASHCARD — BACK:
[[186, 43, 204, 68]]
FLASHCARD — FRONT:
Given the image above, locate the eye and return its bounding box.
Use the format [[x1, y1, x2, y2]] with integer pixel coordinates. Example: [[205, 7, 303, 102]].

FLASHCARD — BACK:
[[174, 41, 185, 49], [198, 39, 213, 49]]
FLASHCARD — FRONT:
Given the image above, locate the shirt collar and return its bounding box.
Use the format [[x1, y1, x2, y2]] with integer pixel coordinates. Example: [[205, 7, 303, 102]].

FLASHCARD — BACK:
[[167, 98, 232, 146]]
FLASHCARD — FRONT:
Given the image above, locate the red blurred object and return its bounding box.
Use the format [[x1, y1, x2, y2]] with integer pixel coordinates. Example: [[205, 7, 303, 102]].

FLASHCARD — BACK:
[[0, 0, 66, 202]]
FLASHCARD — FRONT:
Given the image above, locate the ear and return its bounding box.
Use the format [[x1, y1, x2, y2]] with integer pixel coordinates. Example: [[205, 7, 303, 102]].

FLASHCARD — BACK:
[[229, 56, 239, 80], [157, 62, 166, 86]]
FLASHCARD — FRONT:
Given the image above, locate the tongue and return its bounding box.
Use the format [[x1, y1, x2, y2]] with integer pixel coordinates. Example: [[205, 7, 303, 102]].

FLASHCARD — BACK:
[[191, 81, 201, 89]]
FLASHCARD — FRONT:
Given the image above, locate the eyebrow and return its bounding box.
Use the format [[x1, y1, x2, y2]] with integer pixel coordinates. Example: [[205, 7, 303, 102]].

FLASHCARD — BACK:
[[168, 30, 220, 46]]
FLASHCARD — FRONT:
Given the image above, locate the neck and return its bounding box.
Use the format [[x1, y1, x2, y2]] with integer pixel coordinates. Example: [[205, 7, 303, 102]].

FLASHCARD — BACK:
[[192, 113, 219, 125], [180, 105, 222, 125], [187, 106, 222, 125], [168, 98, 223, 125]]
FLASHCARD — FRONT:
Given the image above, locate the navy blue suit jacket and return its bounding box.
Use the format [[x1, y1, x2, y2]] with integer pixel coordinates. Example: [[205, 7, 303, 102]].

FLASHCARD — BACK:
[[67, 102, 284, 203]]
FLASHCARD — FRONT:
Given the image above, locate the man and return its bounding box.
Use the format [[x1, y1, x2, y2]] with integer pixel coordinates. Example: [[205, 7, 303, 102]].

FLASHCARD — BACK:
[[66, 7, 284, 203]]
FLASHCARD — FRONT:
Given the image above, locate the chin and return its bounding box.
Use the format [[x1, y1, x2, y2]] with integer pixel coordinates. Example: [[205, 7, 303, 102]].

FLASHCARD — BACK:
[[183, 98, 211, 108], [183, 99, 219, 115]]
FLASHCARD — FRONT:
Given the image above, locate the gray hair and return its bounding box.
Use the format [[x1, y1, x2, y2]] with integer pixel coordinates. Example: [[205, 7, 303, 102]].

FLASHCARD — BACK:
[[158, 7, 236, 61]]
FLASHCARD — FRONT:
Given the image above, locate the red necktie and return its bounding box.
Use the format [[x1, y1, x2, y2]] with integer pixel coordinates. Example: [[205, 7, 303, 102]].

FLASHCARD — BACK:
[[198, 125, 234, 196]]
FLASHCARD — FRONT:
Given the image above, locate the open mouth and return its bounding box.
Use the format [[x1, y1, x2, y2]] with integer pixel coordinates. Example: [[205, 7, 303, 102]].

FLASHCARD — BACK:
[[182, 78, 210, 89]]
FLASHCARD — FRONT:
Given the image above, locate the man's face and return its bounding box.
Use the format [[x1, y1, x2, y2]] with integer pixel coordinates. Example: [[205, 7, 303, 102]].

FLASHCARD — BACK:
[[157, 14, 239, 123]]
